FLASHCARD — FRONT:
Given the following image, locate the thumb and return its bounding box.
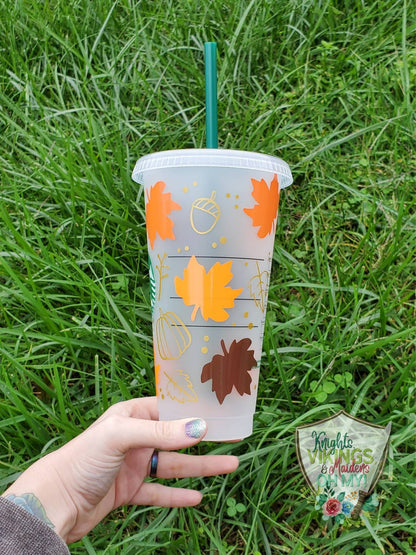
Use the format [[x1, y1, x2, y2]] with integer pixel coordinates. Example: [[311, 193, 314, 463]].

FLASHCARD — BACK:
[[101, 415, 207, 454]]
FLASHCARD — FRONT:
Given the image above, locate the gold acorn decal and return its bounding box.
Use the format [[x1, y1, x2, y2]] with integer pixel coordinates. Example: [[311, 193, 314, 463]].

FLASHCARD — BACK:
[[190, 191, 220, 234]]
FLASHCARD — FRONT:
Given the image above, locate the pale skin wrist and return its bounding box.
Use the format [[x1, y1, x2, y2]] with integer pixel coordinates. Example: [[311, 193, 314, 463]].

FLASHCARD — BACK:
[[2, 452, 77, 543]]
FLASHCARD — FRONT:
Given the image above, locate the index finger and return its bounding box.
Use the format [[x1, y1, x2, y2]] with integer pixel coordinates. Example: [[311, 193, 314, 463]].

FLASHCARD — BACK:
[[104, 416, 207, 453], [99, 397, 159, 423]]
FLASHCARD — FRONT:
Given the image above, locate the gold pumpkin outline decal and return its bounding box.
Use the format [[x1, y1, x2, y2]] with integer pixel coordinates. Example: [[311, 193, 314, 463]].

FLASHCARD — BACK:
[[190, 191, 220, 234], [155, 309, 192, 360]]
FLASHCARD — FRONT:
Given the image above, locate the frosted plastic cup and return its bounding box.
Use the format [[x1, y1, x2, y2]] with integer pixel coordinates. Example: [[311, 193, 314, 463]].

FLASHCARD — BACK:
[[132, 149, 293, 441]]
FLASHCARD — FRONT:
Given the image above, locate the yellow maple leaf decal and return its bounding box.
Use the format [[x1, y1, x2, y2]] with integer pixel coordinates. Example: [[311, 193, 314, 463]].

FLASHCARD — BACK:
[[243, 173, 280, 238], [174, 255, 242, 321], [146, 181, 181, 249]]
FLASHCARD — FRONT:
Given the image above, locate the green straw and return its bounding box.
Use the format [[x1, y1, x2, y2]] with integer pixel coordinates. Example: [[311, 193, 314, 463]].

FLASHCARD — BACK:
[[204, 42, 218, 148]]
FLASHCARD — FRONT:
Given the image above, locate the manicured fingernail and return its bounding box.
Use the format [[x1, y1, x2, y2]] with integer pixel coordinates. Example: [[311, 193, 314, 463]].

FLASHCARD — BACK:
[[185, 418, 206, 439]]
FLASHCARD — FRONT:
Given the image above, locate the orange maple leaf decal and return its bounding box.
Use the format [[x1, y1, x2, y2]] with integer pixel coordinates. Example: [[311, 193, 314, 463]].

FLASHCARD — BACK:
[[155, 363, 160, 395], [174, 255, 242, 321], [243, 173, 280, 238], [146, 181, 181, 249]]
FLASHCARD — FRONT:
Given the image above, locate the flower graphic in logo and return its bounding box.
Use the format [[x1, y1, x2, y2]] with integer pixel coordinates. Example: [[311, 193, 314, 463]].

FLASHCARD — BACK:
[[315, 490, 378, 524], [315, 490, 352, 523], [322, 497, 342, 517], [342, 500, 354, 517]]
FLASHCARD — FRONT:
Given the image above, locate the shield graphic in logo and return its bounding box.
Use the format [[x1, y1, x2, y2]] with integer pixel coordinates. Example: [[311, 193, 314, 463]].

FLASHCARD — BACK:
[[295, 411, 391, 518]]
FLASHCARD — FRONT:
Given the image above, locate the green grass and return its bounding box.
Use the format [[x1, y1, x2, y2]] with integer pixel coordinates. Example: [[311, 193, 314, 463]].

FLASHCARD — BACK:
[[0, 0, 415, 553]]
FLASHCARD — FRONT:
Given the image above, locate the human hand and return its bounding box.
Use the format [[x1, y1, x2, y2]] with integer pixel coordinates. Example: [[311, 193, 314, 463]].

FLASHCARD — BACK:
[[2, 397, 239, 544]]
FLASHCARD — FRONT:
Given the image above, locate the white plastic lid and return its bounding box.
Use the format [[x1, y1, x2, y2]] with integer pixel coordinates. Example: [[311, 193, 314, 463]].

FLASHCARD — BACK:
[[132, 148, 293, 189]]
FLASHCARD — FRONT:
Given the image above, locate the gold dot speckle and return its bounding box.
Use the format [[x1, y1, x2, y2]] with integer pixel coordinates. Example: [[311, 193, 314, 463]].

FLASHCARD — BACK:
[[244, 312, 249, 318], [226, 193, 231, 198], [201, 346, 208, 354], [212, 242, 217, 248], [235, 194, 239, 199], [193, 181, 197, 186], [234, 204, 239, 209], [177, 248, 181, 253], [184, 246, 190, 251], [232, 323, 236, 327], [220, 236, 227, 244], [245, 262, 248, 266], [204, 335, 209, 342], [183, 186, 189, 193], [248, 322, 254, 329]]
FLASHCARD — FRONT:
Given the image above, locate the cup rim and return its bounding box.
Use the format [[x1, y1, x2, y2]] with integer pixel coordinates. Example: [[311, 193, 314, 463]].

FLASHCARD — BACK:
[[131, 148, 293, 189]]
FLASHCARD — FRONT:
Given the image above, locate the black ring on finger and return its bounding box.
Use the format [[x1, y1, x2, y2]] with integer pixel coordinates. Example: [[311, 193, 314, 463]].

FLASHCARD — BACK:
[[150, 450, 159, 478]]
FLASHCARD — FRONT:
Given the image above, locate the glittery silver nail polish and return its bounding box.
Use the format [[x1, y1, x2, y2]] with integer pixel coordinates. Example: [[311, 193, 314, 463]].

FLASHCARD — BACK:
[[185, 418, 207, 439]]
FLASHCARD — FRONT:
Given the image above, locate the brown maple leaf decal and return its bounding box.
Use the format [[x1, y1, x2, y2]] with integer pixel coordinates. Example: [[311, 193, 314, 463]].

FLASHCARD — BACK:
[[174, 256, 242, 321], [243, 173, 280, 238], [146, 181, 181, 249], [201, 338, 257, 404]]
